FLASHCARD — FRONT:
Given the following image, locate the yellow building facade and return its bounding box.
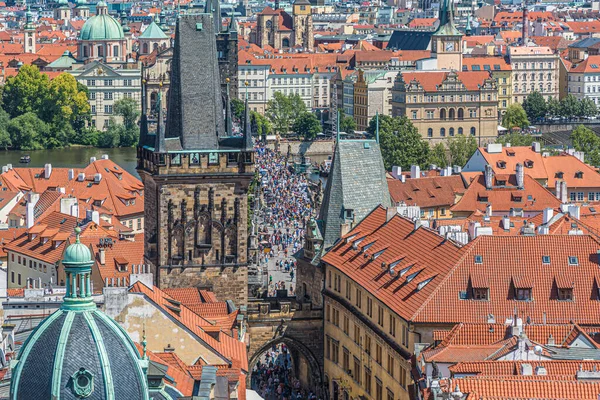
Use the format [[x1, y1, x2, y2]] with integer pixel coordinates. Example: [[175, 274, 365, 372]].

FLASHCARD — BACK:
[[323, 266, 412, 400]]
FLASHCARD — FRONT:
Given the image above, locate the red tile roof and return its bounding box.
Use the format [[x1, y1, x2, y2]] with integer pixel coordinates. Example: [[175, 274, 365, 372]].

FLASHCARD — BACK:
[[387, 175, 466, 208], [401, 71, 492, 92], [450, 173, 561, 215]]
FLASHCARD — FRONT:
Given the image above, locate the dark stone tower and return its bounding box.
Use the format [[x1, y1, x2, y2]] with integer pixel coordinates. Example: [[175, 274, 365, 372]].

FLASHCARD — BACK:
[[137, 14, 254, 306], [207, 0, 239, 100]]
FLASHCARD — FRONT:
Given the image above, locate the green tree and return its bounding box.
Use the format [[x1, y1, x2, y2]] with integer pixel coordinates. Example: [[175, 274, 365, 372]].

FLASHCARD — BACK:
[[559, 94, 580, 118], [97, 119, 122, 148], [547, 98, 560, 117], [448, 134, 478, 167], [2, 65, 49, 118], [251, 111, 272, 137], [0, 109, 11, 150], [571, 124, 600, 166], [580, 98, 598, 118], [522, 91, 547, 121], [496, 132, 535, 147], [7, 112, 49, 150], [113, 97, 140, 132], [429, 142, 448, 168], [338, 108, 357, 135], [292, 112, 321, 140], [366, 115, 429, 170], [502, 104, 530, 129], [265, 92, 306, 134], [231, 98, 245, 122]]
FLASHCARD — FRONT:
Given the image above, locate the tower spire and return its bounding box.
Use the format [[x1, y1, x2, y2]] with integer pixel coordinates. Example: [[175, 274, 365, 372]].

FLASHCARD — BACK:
[[226, 78, 232, 136], [139, 70, 149, 146], [155, 84, 166, 152], [375, 112, 380, 144]]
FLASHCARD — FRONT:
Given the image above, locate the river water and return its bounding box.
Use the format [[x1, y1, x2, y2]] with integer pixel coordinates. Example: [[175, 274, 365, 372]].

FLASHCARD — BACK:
[[0, 147, 139, 178]]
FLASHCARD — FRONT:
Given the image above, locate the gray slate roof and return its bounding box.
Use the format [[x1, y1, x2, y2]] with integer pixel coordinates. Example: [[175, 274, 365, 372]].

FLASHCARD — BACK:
[[166, 14, 225, 150], [318, 140, 390, 249], [387, 29, 433, 51]]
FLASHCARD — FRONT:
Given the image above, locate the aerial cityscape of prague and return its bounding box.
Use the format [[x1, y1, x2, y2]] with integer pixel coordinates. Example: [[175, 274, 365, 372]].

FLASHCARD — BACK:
[[1, 0, 600, 398]]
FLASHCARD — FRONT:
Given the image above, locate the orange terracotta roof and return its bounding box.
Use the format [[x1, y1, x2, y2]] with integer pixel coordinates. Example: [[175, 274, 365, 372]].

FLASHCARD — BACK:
[[321, 206, 465, 325], [401, 71, 492, 92], [129, 282, 248, 371], [413, 234, 600, 324], [388, 175, 466, 208], [450, 173, 561, 215]]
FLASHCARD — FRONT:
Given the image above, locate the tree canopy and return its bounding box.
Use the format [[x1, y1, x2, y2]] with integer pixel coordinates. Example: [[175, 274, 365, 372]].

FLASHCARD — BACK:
[[448, 134, 478, 167], [523, 91, 547, 121], [496, 132, 535, 147], [429, 142, 448, 168], [292, 112, 321, 140], [266, 92, 307, 135], [0, 65, 93, 150], [571, 125, 600, 166], [367, 115, 429, 170], [338, 108, 357, 135], [502, 104, 530, 129]]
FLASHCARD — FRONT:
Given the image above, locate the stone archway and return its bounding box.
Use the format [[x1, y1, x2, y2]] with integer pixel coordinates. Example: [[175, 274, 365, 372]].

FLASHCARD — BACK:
[[248, 335, 323, 395]]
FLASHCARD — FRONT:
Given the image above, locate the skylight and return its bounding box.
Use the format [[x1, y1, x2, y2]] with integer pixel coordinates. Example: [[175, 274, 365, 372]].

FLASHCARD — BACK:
[[542, 255, 550, 264], [568, 256, 579, 266], [474, 255, 483, 264]]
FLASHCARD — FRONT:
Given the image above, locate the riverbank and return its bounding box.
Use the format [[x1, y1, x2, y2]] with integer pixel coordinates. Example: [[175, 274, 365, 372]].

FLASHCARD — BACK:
[[0, 147, 138, 178]]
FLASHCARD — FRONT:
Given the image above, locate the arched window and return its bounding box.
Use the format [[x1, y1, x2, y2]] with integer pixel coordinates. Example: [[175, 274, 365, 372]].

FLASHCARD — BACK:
[[98, 46, 104, 57], [83, 46, 89, 57], [449, 108, 455, 120], [150, 92, 158, 112], [28, 38, 32, 47], [282, 38, 290, 47], [440, 108, 446, 120], [449, 127, 455, 136], [470, 127, 476, 136], [427, 128, 433, 137], [458, 108, 464, 120], [440, 128, 446, 137], [153, 43, 159, 51], [143, 43, 149, 54], [547, 83, 552, 92], [113, 45, 119, 57], [458, 127, 463, 135]]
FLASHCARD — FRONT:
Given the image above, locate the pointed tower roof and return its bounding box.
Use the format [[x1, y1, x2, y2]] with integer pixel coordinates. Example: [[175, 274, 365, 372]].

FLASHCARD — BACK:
[[243, 90, 252, 150], [139, 20, 169, 39], [165, 14, 224, 150], [155, 89, 166, 153], [434, 0, 461, 36]]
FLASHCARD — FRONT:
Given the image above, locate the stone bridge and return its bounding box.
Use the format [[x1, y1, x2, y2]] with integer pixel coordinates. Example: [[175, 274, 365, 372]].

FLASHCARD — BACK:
[[265, 139, 335, 163], [246, 296, 324, 396]]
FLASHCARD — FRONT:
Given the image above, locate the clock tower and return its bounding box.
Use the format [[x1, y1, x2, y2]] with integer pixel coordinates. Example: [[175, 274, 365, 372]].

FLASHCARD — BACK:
[[432, 0, 463, 71]]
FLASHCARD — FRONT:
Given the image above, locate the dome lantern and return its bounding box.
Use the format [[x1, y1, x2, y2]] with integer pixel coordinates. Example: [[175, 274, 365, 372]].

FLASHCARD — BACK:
[[61, 227, 95, 311]]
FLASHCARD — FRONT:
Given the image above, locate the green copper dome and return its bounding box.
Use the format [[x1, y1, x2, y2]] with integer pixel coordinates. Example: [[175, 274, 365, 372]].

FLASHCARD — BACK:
[[57, 0, 69, 5], [79, 9, 124, 41], [9, 226, 150, 400], [63, 227, 92, 265]]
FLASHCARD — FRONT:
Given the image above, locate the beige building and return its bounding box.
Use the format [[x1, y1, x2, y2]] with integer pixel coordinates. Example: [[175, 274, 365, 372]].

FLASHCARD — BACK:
[[353, 69, 399, 130], [391, 70, 499, 143], [507, 46, 559, 103], [254, 0, 314, 51]]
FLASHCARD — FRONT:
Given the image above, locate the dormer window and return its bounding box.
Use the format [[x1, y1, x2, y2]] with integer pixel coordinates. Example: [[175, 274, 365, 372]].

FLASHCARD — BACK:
[[497, 160, 507, 169], [512, 193, 523, 202], [558, 288, 573, 301], [575, 171, 584, 179], [344, 209, 354, 220], [513, 276, 533, 301], [496, 179, 506, 186], [506, 149, 516, 156], [516, 288, 532, 301], [524, 159, 534, 168], [474, 288, 488, 300], [556, 171, 564, 179], [478, 193, 488, 202]]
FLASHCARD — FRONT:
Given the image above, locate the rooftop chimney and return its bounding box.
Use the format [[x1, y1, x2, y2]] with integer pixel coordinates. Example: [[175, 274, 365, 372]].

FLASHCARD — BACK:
[[391, 166, 402, 180], [44, 163, 52, 179], [101, 154, 109, 160], [99, 248, 106, 265], [555, 180, 561, 200], [547, 333, 555, 346], [522, 7, 529, 45], [486, 203, 492, 218], [89, 157, 96, 164], [516, 163, 524, 189], [410, 165, 420, 179], [542, 208, 553, 225], [94, 173, 102, 183], [26, 202, 35, 229], [484, 164, 493, 190], [77, 173, 85, 182], [68, 169, 74, 181], [560, 181, 568, 203], [532, 142, 541, 153]]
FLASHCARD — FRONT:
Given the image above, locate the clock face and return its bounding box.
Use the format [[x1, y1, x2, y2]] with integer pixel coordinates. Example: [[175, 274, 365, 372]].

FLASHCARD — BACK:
[[445, 42, 455, 52]]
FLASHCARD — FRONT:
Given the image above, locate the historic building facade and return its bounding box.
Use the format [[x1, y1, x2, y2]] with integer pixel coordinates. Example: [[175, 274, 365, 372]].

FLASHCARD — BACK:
[[391, 70, 499, 143], [254, 0, 314, 51], [137, 14, 254, 306]]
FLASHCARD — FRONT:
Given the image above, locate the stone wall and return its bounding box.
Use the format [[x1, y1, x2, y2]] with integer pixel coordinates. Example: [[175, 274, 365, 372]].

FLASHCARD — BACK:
[[159, 265, 248, 306], [295, 257, 324, 309], [266, 139, 334, 159]]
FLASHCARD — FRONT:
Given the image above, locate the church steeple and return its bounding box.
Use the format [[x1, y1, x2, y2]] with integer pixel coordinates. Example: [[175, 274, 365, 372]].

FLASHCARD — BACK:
[[243, 82, 252, 150], [155, 87, 166, 153]]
